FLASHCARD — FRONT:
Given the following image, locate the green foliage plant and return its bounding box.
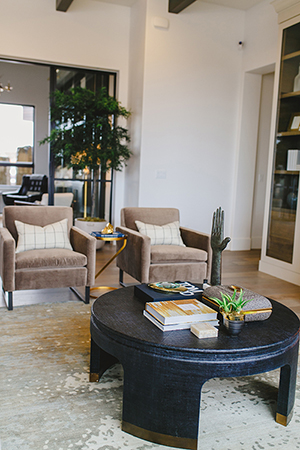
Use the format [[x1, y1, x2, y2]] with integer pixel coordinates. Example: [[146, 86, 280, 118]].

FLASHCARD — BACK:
[[209, 289, 252, 319], [40, 86, 131, 218]]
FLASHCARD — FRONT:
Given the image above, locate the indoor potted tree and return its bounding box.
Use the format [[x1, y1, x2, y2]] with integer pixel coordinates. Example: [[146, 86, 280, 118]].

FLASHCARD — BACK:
[[40, 86, 131, 247], [209, 288, 252, 335]]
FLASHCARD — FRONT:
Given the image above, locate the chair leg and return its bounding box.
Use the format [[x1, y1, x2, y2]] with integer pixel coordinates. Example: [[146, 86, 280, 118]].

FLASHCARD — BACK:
[[119, 269, 126, 287], [2, 287, 13, 310], [69, 287, 90, 304], [85, 286, 90, 304], [8, 292, 13, 310]]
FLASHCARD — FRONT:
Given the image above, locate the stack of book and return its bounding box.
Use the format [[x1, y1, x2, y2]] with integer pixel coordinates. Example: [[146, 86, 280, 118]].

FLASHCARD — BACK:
[[143, 298, 219, 333]]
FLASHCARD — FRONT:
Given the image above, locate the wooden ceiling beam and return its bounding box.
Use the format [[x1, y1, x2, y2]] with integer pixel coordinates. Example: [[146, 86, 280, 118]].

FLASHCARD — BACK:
[[56, 0, 74, 12], [168, 0, 197, 13]]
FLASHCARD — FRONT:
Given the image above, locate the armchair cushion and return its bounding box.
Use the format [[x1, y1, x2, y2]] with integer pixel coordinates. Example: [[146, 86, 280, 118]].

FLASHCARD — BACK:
[[135, 220, 185, 246], [15, 218, 72, 253], [16, 248, 87, 270], [151, 245, 208, 263]]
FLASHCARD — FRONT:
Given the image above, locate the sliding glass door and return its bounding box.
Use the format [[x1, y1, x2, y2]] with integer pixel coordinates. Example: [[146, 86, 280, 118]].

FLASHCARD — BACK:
[[49, 66, 117, 221]]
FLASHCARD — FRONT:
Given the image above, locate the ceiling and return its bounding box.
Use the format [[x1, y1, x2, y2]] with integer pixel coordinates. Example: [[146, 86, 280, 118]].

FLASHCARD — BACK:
[[198, 0, 265, 8], [92, 0, 265, 10]]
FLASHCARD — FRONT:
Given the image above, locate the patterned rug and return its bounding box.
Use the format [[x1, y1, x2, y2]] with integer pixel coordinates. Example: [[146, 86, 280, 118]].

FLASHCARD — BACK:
[[0, 300, 299, 450]]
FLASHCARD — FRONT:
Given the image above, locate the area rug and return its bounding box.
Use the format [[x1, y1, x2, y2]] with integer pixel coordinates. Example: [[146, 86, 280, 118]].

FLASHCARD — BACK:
[[0, 301, 299, 450]]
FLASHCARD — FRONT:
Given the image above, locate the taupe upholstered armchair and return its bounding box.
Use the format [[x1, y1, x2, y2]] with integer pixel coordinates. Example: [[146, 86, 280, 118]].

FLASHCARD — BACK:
[[0, 206, 96, 310], [116, 207, 211, 285]]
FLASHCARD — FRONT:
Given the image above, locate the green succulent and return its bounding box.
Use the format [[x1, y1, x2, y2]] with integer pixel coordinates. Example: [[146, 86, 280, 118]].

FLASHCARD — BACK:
[[209, 289, 252, 314]]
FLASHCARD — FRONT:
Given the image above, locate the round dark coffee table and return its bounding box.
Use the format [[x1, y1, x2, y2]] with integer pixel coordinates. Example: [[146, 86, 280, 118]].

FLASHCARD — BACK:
[[90, 286, 299, 450]]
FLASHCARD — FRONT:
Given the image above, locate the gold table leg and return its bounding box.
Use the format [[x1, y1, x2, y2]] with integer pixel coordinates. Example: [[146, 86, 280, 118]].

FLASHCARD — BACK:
[[90, 237, 127, 298]]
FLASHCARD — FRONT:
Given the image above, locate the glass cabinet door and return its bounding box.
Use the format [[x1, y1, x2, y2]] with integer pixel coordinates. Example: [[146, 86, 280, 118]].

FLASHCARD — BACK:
[[267, 22, 300, 264]]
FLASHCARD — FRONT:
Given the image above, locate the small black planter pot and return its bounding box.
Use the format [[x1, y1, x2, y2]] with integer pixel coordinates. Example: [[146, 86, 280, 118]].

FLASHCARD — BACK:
[[222, 315, 245, 336]]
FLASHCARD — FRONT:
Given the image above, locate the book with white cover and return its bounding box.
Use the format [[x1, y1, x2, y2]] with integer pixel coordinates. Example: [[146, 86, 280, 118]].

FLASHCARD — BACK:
[[145, 298, 217, 325], [143, 310, 219, 332]]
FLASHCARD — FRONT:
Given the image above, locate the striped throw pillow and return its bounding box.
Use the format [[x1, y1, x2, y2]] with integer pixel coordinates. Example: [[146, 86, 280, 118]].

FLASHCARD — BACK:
[[135, 220, 185, 246], [15, 218, 72, 253]]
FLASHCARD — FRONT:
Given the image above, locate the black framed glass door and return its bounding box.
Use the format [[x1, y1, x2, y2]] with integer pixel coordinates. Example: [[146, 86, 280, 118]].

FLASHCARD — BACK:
[[49, 66, 117, 221]]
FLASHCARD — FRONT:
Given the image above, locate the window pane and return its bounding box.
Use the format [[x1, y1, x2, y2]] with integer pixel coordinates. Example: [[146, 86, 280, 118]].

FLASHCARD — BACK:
[[0, 103, 34, 185]]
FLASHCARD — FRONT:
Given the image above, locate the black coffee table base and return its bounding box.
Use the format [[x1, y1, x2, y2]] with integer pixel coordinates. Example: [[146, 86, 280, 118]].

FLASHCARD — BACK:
[[90, 333, 299, 449], [90, 287, 300, 450]]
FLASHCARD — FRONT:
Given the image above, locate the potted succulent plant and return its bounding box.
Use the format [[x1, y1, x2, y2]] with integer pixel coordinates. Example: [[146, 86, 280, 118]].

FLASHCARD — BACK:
[[209, 288, 252, 335]]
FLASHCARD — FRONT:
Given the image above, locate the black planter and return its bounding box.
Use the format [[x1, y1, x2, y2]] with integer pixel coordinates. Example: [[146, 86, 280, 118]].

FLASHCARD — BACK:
[[223, 315, 245, 336]]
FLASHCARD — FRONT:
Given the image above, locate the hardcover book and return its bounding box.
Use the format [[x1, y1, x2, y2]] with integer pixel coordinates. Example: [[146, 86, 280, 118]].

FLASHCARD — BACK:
[[134, 282, 203, 303], [143, 310, 219, 332], [145, 298, 217, 325]]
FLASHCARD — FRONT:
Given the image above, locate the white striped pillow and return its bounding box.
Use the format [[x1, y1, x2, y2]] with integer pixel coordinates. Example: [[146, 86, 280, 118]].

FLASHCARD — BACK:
[[135, 220, 185, 246], [15, 218, 72, 253]]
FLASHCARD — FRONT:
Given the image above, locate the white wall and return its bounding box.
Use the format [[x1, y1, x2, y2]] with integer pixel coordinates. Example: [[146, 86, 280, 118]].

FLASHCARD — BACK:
[[0, 0, 281, 238], [251, 72, 275, 249], [243, 0, 278, 73], [0, 0, 130, 83], [230, 72, 262, 250], [135, 0, 245, 234], [0, 0, 131, 225], [229, 0, 278, 249], [124, 0, 147, 207], [129, 0, 279, 244]]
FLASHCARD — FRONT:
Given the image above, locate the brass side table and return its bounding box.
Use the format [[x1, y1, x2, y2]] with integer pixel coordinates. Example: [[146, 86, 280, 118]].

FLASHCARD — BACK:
[[90, 232, 127, 298]]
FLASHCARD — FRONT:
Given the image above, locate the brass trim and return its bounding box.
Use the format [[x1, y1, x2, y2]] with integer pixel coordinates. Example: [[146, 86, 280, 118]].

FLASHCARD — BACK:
[[122, 421, 197, 450], [202, 296, 272, 315], [95, 236, 125, 241], [94, 237, 127, 279], [202, 295, 219, 306], [229, 285, 242, 292], [89, 373, 100, 382], [276, 411, 293, 426], [243, 308, 273, 315], [148, 283, 188, 293], [90, 286, 118, 298]]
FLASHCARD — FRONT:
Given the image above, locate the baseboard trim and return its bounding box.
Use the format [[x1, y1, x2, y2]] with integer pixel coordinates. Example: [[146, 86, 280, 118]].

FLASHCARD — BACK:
[[259, 260, 300, 286]]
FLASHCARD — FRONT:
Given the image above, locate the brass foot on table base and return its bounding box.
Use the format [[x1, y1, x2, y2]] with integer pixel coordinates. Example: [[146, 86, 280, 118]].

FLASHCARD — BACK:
[[89, 373, 100, 382], [122, 421, 197, 450], [90, 286, 118, 298], [276, 411, 293, 426]]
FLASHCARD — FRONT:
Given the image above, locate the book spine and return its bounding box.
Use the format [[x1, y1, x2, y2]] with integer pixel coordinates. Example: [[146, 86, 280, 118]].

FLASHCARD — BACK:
[[145, 303, 217, 325], [144, 310, 219, 331]]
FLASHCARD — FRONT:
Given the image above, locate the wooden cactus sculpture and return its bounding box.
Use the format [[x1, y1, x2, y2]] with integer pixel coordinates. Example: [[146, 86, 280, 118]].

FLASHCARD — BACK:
[[210, 207, 231, 286]]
